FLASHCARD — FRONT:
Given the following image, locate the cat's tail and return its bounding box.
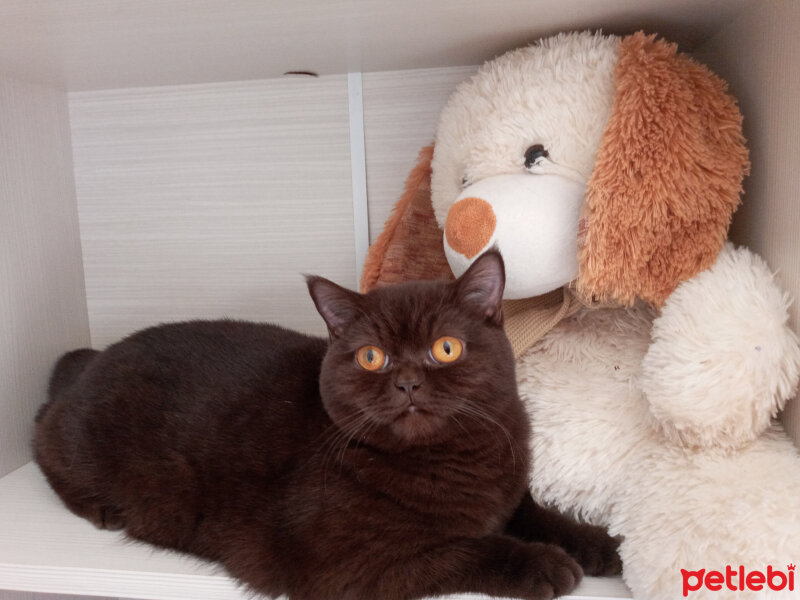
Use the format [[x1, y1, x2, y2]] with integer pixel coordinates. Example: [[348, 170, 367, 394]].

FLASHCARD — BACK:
[[37, 349, 99, 422]]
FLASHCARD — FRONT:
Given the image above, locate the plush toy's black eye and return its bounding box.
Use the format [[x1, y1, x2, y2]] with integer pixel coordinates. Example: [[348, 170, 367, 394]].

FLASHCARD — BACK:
[[524, 144, 549, 168]]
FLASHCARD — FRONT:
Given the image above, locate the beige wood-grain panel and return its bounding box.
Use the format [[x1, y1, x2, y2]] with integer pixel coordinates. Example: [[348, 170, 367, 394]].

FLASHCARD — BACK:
[[362, 66, 477, 243], [69, 76, 354, 348], [697, 1, 800, 444], [0, 77, 89, 478]]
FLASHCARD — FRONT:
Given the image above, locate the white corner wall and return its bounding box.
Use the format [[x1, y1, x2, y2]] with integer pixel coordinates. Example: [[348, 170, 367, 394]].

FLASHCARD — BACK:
[[697, 1, 800, 444], [0, 77, 90, 478]]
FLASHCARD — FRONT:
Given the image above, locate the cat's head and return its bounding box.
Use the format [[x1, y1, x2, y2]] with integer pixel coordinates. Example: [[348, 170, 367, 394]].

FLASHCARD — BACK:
[[307, 250, 518, 449]]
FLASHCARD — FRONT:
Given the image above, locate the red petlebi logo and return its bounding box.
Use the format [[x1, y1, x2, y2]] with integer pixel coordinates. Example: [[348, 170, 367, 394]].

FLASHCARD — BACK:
[[682, 564, 796, 596]]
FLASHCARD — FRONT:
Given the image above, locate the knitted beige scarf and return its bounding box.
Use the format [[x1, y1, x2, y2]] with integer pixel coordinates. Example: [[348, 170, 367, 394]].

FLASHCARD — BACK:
[[502, 287, 583, 359]]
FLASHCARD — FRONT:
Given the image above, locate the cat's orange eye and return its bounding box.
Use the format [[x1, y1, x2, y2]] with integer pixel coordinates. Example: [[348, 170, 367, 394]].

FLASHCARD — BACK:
[[356, 345, 387, 371], [430, 337, 463, 364]]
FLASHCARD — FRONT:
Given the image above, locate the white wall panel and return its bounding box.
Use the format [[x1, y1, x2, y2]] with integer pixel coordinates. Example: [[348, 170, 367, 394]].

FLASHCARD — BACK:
[[697, 2, 800, 446], [362, 66, 477, 243], [70, 76, 354, 348], [0, 77, 89, 478]]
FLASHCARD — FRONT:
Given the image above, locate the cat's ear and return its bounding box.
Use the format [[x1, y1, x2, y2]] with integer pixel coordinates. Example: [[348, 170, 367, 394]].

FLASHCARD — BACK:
[[306, 276, 364, 338], [453, 249, 505, 326]]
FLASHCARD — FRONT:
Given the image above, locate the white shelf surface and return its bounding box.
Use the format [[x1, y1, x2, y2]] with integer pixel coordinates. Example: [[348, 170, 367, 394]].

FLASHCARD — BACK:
[[0, 462, 631, 600]]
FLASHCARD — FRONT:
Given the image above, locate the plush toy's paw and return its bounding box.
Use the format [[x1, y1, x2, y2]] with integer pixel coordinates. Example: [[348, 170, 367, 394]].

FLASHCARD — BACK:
[[563, 524, 622, 577], [642, 243, 800, 449]]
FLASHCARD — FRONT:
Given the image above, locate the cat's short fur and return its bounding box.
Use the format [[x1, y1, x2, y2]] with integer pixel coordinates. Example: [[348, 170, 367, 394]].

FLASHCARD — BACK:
[[34, 250, 620, 600]]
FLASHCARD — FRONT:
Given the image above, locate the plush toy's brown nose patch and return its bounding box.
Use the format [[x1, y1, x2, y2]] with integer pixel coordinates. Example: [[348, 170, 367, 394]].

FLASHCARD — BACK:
[[445, 197, 497, 259]]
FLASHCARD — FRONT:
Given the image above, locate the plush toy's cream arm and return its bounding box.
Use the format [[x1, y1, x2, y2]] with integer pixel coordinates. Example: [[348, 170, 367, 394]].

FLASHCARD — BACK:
[[641, 243, 800, 450]]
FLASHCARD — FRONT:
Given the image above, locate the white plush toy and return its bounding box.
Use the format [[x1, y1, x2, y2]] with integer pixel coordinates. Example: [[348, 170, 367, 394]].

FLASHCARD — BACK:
[[362, 31, 800, 599]]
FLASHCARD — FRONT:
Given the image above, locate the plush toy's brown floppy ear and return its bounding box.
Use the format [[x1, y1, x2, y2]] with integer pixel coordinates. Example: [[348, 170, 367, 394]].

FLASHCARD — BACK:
[[360, 145, 454, 292], [577, 32, 750, 307]]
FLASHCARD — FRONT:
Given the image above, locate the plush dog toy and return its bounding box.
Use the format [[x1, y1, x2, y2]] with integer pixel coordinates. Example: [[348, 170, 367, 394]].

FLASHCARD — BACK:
[[362, 31, 800, 599]]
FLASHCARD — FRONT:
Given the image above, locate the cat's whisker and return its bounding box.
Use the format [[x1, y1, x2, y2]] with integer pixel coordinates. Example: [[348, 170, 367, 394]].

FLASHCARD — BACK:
[[313, 413, 362, 488], [449, 414, 472, 438], [320, 422, 358, 481], [314, 420, 350, 467], [450, 398, 518, 474], [317, 409, 375, 488], [335, 410, 379, 471], [333, 424, 358, 473]]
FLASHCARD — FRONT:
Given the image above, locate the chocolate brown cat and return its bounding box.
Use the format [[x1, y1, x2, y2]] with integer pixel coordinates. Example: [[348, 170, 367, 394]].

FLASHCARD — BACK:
[[34, 250, 619, 600]]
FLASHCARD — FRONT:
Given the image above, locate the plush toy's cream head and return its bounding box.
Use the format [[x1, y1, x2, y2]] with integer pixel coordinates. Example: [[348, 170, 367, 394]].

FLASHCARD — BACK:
[[432, 32, 618, 298], [430, 31, 749, 305]]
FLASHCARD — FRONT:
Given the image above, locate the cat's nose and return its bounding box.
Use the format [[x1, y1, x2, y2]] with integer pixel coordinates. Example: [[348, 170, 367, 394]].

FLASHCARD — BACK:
[[395, 373, 423, 395], [395, 379, 422, 395]]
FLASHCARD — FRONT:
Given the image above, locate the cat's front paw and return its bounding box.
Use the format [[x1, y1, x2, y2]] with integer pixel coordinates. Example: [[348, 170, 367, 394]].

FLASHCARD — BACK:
[[522, 543, 583, 599], [564, 525, 622, 576]]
